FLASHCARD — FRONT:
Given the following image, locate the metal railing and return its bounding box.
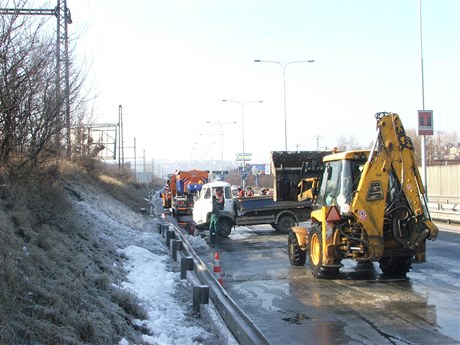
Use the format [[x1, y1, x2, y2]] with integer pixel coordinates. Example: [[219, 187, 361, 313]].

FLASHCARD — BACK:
[[157, 221, 271, 345], [427, 196, 459, 224]]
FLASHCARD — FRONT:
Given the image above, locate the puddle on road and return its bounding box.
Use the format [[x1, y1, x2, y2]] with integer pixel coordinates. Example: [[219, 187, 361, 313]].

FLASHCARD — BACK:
[[230, 281, 287, 312], [282, 312, 310, 325]]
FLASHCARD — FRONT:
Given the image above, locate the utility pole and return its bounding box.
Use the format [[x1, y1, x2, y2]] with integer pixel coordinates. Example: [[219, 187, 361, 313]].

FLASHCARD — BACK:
[[133, 137, 137, 181], [1, 1, 73, 157], [118, 105, 124, 169]]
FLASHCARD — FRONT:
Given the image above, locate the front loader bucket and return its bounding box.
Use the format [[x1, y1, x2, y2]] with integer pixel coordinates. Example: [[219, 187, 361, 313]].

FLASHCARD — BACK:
[[270, 151, 330, 201]]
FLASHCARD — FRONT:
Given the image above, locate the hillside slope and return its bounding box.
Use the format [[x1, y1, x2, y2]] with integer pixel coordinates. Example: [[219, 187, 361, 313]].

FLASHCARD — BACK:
[[0, 161, 222, 345]]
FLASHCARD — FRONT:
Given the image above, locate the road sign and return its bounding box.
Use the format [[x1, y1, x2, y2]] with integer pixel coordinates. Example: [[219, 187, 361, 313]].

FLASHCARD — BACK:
[[417, 110, 434, 136], [236, 153, 252, 161], [213, 170, 229, 176]]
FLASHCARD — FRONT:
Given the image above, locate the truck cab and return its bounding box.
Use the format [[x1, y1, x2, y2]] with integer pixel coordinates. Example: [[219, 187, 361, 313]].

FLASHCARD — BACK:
[[193, 181, 235, 236]]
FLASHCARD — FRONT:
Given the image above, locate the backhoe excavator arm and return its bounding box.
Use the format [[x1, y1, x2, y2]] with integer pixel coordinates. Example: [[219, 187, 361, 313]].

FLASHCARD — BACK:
[[350, 112, 438, 260]]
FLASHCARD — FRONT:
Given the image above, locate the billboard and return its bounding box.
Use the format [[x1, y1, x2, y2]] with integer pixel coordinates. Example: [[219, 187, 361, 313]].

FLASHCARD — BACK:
[[251, 164, 270, 175]]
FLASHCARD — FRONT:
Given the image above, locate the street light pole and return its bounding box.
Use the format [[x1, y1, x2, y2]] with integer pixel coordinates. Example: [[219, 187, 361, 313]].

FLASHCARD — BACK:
[[206, 121, 236, 177], [418, 0, 428, 194], [222, 100, 263, 188], [254, 59, 314, 151], [197, 136, 215, 177]]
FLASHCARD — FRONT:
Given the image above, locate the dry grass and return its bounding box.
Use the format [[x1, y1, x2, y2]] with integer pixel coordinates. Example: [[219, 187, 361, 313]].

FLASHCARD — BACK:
[[0, 159, 156, 345]]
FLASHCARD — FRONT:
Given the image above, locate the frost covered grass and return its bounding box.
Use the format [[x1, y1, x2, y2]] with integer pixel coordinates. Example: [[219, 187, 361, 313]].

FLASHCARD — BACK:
[[0, 160, 225, 345]]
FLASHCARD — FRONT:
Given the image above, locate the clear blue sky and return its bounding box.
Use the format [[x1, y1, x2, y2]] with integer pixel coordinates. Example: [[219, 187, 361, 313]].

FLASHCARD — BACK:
[[69, 0, 459, 164]]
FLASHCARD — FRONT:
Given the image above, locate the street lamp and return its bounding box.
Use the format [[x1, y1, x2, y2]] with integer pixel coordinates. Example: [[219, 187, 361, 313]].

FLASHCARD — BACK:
[[205, 121, 236, 177], [254, 59, 314, 151], [197, 135, 216, 176], [222, 99, 263, 188]]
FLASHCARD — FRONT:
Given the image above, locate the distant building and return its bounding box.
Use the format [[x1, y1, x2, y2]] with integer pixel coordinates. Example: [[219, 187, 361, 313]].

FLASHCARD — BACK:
[[449, 144, 460, 160]]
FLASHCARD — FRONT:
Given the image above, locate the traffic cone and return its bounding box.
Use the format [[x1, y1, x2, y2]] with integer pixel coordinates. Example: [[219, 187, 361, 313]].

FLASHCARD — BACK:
[[214, 251, 223, 286]]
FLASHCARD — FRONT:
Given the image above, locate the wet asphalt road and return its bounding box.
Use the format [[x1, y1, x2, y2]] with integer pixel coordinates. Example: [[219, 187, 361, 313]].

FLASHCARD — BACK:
[[206, 223, 460, 345]]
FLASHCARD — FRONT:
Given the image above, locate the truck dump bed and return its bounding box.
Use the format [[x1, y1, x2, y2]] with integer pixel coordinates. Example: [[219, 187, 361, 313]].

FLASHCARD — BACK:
[[235, 196, 311, 214], [270, 151, 330, 201]]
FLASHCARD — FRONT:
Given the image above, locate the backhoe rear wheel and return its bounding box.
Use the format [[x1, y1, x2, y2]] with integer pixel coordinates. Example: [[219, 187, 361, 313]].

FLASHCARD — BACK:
[[288, 232, 306, 266], [378, 256, 412, 276], [308, 224, 339, 279]]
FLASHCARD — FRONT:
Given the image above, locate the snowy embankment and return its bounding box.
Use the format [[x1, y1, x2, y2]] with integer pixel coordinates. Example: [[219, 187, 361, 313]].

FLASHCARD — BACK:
[[71, 181, 230, 345]]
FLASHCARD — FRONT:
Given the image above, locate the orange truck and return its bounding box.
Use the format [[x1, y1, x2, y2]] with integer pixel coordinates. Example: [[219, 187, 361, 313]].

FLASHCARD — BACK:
[[166, 169, 209, 217]]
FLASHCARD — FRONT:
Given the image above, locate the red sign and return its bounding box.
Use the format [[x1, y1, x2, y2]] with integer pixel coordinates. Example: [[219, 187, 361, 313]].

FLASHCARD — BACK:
[[326, 206, 341, 223], [417, 110, 434, 136]]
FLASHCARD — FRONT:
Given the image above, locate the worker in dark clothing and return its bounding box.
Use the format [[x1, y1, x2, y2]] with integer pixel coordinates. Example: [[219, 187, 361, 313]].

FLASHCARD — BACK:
[[209, 187, 225, 245]]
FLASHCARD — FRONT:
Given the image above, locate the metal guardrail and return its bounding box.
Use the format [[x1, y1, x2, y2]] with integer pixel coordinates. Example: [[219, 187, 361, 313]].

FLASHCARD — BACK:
[[427, 198, 459, 224], [158, 221, 271, 345]]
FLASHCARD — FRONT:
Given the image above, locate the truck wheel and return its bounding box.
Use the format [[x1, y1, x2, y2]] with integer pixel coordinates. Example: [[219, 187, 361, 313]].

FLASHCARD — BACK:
[[288, 232, 306, 266], [378, 256, 412, 276], [276, 215, 295, 234], [308, 225, 339, 279], [219, 219, 233, 237]]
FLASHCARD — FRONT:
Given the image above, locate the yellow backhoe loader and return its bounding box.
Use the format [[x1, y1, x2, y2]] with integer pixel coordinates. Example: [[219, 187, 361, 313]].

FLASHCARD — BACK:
[[288, 112, 439, 278]]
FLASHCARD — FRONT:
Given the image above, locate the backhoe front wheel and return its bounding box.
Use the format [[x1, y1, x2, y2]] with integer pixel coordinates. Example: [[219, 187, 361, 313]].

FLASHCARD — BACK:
[[288, 232, 306, 266], [308, 225, 339, 279]]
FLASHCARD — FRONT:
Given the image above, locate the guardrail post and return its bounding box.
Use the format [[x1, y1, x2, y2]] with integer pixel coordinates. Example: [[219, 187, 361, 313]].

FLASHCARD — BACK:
[[180, 257, 194, 280], [172, 240, 182, 261], [166, 230, 175, 248], [193, 285, 209, 316], [161, 224, 168, 238]]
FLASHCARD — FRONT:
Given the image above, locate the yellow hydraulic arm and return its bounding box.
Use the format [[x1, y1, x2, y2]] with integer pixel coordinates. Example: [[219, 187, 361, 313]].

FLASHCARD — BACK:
[[350, 112, 438, 260]]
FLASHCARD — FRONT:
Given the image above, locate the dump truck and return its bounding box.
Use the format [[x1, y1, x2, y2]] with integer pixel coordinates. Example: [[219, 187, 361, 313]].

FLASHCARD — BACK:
[[162, 169, 209, 217], [288, 112, 439, 278], [192, 151, 329, 236]]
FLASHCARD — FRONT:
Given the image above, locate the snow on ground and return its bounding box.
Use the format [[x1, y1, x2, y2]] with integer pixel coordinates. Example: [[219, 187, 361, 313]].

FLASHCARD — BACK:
[[70, 183, 232, 345], [119, 243, 215, 345]]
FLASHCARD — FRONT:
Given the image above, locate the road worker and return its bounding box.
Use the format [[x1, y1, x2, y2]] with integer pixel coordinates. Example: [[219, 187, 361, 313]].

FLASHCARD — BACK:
[[209, 187, 225, 245]]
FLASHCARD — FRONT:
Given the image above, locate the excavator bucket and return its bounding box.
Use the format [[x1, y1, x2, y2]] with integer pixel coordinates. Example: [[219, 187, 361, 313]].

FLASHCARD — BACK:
[[270, 151, 330, 201]]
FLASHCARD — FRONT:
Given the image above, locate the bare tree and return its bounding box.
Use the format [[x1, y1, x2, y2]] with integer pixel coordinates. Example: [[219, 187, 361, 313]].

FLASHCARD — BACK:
[[335, 134, 363, 151], [392, 128, 458, 166], [0, 0, 86, 171], [1, 8, 60, 166]]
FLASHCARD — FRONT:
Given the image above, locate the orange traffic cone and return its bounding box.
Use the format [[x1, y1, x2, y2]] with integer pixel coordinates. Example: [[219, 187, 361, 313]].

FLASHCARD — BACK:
[[214, 251, 223, 286]]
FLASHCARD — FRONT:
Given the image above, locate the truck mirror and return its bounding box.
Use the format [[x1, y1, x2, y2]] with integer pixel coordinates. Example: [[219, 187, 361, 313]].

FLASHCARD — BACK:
[[326, 165, 333, 181]]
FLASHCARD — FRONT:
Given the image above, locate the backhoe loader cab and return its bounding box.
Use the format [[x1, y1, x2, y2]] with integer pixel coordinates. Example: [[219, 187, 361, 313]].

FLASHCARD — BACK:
[[288, 112, 438, 279], [316, 151, 369, 213]]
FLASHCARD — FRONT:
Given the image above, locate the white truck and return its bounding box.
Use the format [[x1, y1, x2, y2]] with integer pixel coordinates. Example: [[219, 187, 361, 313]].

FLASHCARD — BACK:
[[192, 181, 313, 237], [193, 150, 329, 237]]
